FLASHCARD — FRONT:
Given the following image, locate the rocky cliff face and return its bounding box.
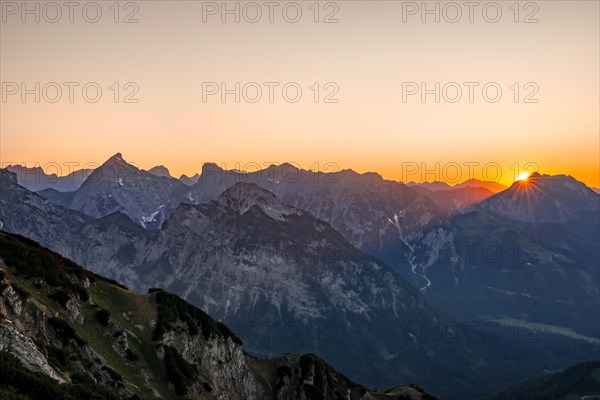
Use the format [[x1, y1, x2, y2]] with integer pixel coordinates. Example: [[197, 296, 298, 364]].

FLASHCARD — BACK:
[[0, 320, 65, 384], [0, 231, 436, 400], [0, 267, 133, 398]]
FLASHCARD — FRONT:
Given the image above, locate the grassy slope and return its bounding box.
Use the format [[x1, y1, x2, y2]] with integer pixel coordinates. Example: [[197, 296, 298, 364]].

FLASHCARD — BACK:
[[0, 231, 181, 399], [2, 258, 176, 399]]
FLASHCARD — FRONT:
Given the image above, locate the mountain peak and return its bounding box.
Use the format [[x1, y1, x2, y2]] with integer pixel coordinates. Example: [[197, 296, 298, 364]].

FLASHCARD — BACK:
[[218, 182, 278, 206], [200, 162, 225, 178], [529, 171, 542, 179], [510, 172, 594, 196], [82, 153, 139, 185], [147, 165, 172, 178], [99, 152, 135, 168], [105, 153, 140, 169], [481, 172, 599, 226], [103, 152, 125, 164], [275, 162, 300, 171], [217, 182, 298, 220]]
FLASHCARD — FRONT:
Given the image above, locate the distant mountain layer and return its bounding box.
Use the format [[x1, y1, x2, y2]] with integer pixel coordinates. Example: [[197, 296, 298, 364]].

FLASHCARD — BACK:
[[407, 181, 452, 191], [454, 179, 507, 193], [410, 185, 496, 214], [407, 179, 507, 193], [0, 231, 437, 400], [6, 165, 93, 192]]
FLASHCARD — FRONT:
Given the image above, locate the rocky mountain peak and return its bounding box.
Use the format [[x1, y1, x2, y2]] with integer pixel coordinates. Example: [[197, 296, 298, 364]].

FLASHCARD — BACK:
[[272, 162, 300, 173], [510, 172, 593, 195], [147, 165, 172, 178], [201, 162, 224, 176], [479, 172, 599, 229], [85, 153, 139, 184], [102, 153, 134, 168], [217, 182, 298, 220]]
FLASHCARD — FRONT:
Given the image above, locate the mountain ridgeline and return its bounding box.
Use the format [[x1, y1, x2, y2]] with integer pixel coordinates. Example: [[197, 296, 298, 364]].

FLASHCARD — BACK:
[[1, 155, 599, 399]]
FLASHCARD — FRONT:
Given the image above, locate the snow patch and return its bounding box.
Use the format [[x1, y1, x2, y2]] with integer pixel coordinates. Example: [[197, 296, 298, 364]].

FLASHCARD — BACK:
[[139, 205, 165, 227]]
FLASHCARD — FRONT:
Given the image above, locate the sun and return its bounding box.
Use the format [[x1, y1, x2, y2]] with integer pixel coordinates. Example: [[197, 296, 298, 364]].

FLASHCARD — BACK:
[[516, 172, 531, 182]]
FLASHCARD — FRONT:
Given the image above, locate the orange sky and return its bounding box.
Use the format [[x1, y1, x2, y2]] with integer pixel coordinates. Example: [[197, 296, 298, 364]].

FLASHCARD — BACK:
[[1, 1, 598, 188]]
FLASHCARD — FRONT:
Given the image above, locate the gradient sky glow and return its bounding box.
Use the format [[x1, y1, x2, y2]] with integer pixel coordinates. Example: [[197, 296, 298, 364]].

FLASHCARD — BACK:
[[1, 0, 599, 187]]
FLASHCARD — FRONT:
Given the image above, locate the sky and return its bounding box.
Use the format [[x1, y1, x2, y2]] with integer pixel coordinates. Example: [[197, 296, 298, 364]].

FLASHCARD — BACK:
[[1, 0, 599, 187]]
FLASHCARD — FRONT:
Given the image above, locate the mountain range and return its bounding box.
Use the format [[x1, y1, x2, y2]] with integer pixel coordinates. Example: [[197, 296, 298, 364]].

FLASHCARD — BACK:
[[1, 153, 599, 399], [29, 154, 506, 280]]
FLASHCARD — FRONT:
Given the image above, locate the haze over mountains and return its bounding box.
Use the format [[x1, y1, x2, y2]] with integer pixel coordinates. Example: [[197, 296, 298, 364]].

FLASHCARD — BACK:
[[1, 153, 599, 399], [6, 164, 94, 192]]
